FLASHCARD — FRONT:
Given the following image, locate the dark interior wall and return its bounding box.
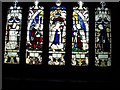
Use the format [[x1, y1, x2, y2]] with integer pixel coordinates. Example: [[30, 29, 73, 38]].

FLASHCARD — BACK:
[[2, 2, 119, 89]]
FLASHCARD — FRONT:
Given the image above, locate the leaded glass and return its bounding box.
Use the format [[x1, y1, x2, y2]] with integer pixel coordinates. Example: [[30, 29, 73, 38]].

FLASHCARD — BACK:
[[72, 1, 89, 66], [26, 1, 44, 64], [95, 1, 111, 67], [4, 1, 22, 64], [48, 0, 66, 65]]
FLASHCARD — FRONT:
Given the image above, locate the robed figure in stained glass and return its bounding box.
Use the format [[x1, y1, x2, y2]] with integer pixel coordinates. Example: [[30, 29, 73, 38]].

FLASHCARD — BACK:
[[96, 22, 110, 52], [72, 1, 89, 66], [50, 17, 65, 51], [29, 23, 43, 49], [26, 1, 44, 64], [48, 0, 66, 65], [72, 17, 87, 51], [95, 1, 111, 66]]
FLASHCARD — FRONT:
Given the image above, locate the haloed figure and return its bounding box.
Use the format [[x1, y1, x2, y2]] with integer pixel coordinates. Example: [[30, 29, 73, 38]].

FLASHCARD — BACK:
[[98, 23, 110, 52]]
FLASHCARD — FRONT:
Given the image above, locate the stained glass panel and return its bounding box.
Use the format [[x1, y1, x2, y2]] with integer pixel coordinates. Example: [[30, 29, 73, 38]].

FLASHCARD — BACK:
[[48, 1, 66, 65], [4, 1, 22, 64], [95, 2, 111, 67], [26, 1, 44, 64], [72, 1, 89, 66]]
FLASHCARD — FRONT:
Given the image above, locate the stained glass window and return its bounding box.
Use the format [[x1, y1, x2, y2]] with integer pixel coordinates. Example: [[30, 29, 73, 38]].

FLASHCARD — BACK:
[[26, 1, 44, 64], [72, 1, 89, 66], [48, 0, 66, 65], [4, 1, 22, 64], [95, 1, 111, 67]]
